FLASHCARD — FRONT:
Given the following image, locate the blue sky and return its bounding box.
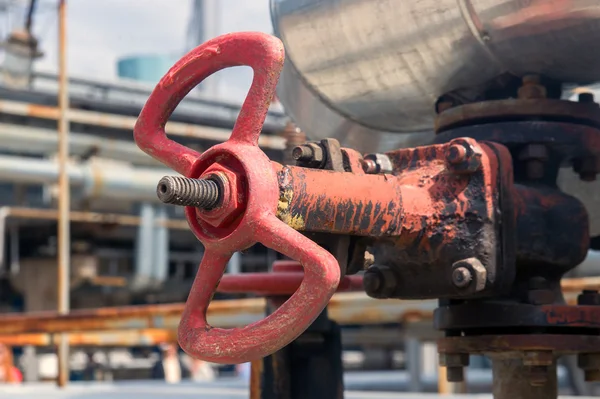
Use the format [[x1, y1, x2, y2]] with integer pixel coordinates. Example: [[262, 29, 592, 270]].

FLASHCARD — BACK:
[[31, 0, 273, 102]]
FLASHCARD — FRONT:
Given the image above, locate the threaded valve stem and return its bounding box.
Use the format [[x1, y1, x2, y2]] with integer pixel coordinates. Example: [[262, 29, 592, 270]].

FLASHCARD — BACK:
[[157, 176, 222, 209]]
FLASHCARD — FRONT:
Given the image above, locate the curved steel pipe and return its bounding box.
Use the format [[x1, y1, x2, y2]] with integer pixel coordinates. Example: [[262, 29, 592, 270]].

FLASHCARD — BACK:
[[271, 0, 600, 151]]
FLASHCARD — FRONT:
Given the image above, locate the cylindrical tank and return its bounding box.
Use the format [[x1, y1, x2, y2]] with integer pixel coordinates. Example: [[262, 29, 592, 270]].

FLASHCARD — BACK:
[[271, 0, 600, 152], [117, 55, 179, 84]]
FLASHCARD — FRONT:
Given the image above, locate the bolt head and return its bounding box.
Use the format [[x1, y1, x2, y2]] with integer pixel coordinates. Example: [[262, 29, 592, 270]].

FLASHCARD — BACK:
[[451, 258, 487, 293], [292, 145, 312, 161], [452, 267, 472, 288], [445, 139, 482, 174], [364, 265, 397, 298], [579, 92, 596, 104], [446, 144, 467, 165]]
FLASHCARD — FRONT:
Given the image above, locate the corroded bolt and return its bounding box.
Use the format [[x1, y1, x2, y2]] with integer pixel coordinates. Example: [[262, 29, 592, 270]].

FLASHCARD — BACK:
[[363, 265, 397, 299], [446, 144, 467, 165], [292, 145, 314, 162], [452, 267, 472, 289], [439, 353, 470, 382], [518, 75, 547, 99], [157, 176, 222, 209], [451, 258, 487, 293], [518, 144, 548, 180], [445, 140, 481, 174]]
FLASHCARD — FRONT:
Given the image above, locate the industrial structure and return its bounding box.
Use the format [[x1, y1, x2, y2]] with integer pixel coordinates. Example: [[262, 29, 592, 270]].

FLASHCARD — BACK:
[[0, 1, 599, 399]]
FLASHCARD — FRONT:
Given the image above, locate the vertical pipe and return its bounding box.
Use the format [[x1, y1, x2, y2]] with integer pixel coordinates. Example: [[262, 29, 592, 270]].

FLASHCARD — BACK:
[[134, 203, 155, 289], [56, 0, 70, 388], [406, 337, 422, 392], [227, 251, 241, 274], [9, 224, 19, 274], [153, 206, 169, 283]]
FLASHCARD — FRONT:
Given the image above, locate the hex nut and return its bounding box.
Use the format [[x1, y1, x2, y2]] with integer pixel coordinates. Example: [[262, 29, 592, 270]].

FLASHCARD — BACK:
[[439, 353, 469, 383], [445, 139, 482, 174], [439, 353, 470, 367], [451, 258, 486, 293]]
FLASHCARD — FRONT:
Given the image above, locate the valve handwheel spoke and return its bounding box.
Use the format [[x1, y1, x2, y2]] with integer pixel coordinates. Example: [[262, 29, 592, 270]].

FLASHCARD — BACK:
[[133, 32, 341, 363]]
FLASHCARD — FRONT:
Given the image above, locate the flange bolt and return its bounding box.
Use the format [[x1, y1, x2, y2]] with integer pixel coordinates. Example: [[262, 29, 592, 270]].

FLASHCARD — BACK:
[[157, 176, 222, 209]]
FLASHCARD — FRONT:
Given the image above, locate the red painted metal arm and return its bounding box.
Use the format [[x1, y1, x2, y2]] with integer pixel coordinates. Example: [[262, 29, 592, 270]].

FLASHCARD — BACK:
[[134, 32, 340, 364]]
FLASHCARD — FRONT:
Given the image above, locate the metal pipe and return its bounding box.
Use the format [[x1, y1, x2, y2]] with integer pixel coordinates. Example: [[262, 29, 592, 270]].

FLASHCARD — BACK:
[[0, 287, 592, 337], [0, 154, 167, 203], [152, 206, 169, 283], [0, 294, 437, 335], [0, 123, 160, 166], [133, 204, 155, 290], [0, 329, 176, 347], [492, 356, 558, 399], [0, 99, 286, 150], [56, 0, 69, 388]]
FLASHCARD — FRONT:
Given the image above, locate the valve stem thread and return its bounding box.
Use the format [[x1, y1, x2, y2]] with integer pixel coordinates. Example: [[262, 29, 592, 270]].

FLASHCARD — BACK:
[[157, 176, 221, 209]]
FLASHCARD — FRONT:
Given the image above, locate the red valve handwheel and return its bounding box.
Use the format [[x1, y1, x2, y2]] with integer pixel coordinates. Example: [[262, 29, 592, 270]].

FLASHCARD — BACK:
[[133, 32, 341, 364]]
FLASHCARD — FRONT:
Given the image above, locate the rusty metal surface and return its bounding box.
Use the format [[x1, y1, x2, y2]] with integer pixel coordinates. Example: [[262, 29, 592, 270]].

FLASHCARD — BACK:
[[0, 293, 441, 335], [0, 329, 177, 347], [368, 139, 515, 299], [491, 357, 558, 399], [0, 288, 589, 338], [434, 121, 600, 163], [276, 165, 403, 235], [435, 99, 600, 133], [135, 32, 341, 364], [438, 334, 600, 355], [513, 185, 589, 274]]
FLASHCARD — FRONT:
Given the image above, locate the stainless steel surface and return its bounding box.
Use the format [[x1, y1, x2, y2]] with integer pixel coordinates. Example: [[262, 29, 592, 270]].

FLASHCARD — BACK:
[[271, 0, 600, 151]]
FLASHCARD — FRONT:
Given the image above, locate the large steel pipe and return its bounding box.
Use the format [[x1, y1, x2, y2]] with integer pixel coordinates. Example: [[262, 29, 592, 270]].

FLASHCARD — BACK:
[[271, 0, 600, 151]]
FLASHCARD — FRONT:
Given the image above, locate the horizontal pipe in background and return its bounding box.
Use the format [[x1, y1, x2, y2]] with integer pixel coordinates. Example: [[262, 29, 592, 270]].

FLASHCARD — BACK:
[[0, 287, 590, 336], [0, 99, 286, 150]]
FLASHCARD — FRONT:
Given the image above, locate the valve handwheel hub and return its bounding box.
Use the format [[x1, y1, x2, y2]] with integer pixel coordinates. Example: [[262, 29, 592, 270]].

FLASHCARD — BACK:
[[133, 32, 341, 364]]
